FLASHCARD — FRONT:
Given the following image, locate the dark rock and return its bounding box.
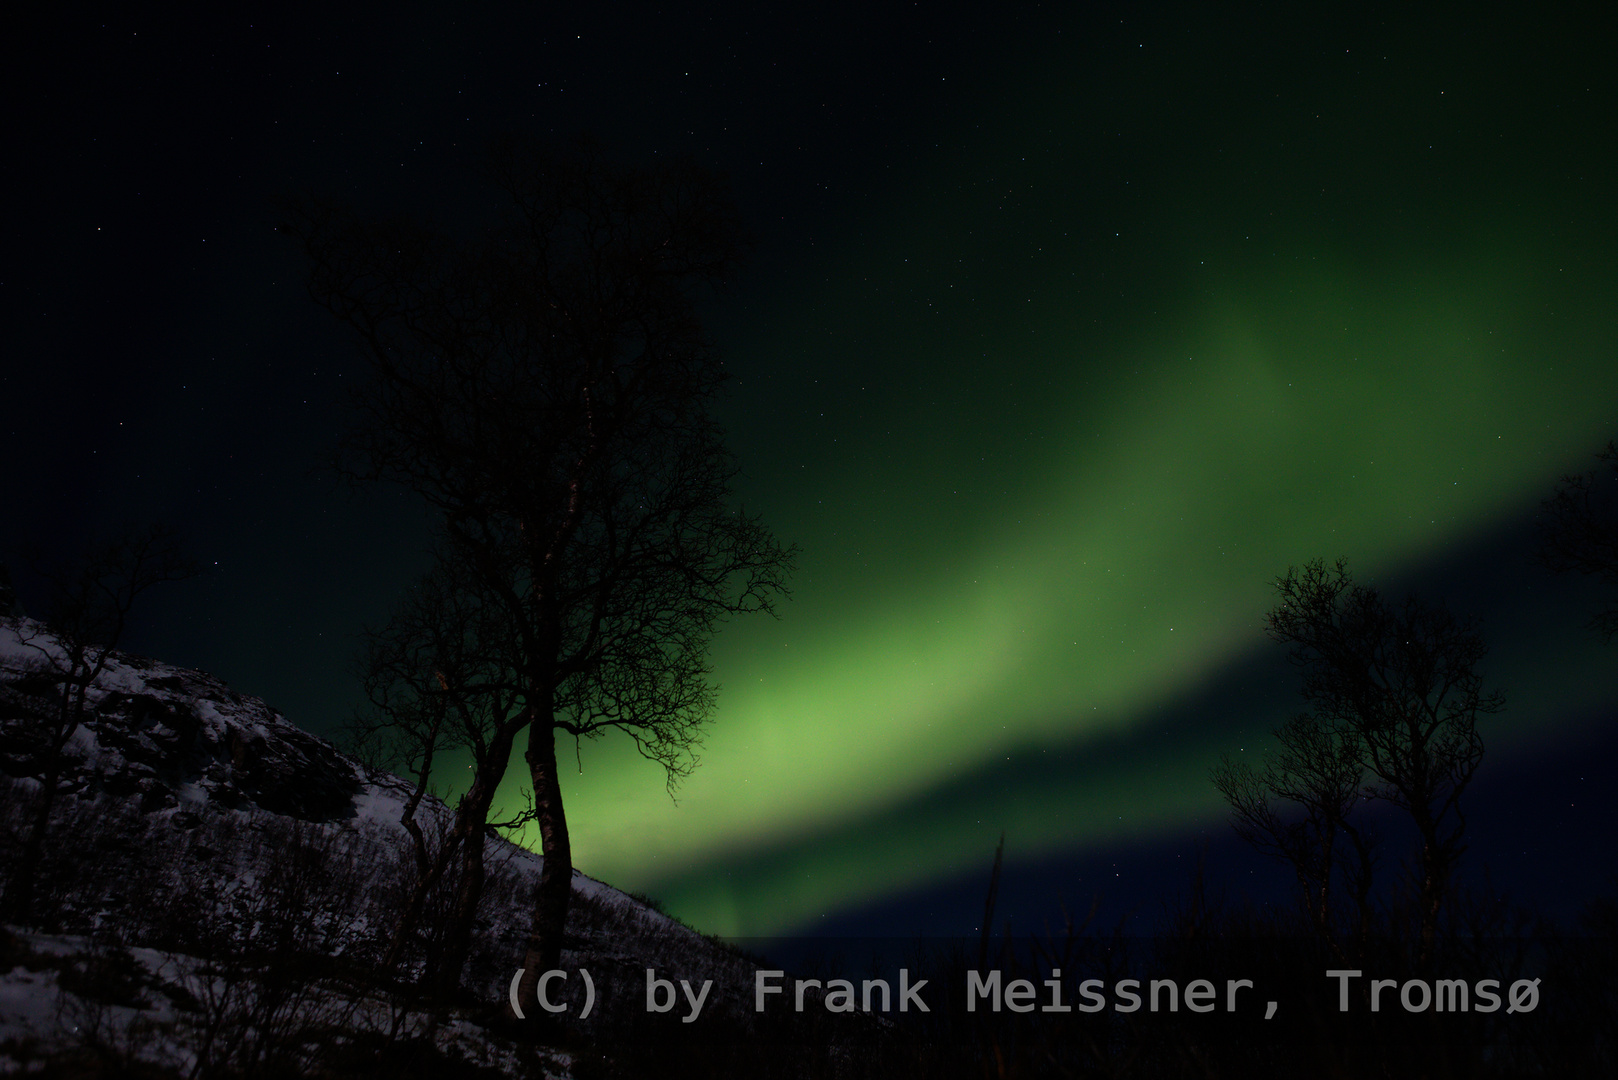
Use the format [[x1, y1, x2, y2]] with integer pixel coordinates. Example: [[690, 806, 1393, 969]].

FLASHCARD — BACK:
[[80, 677, 360, 823]]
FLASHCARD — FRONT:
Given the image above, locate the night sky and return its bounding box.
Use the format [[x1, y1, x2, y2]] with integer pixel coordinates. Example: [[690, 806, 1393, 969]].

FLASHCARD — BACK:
[[5, 2, 1615, 937]]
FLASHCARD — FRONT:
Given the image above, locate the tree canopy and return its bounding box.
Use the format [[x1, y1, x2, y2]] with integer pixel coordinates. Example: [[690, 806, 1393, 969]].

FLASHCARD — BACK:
[[288, 136, 795, 1010]]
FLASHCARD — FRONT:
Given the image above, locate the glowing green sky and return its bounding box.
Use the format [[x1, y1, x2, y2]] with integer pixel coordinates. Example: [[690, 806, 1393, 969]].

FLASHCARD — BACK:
[[507, 35, 1618, 933], [536, 262, 1615, 933], [14, 2, 1608, 940]]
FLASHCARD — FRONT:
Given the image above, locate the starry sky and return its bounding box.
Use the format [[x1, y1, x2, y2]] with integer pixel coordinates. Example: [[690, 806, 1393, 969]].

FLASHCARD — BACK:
[[4, 2, 1615, 937]]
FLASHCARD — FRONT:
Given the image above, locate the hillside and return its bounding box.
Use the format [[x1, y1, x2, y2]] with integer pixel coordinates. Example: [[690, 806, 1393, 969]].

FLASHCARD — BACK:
[[0, 618, 774, 1077]]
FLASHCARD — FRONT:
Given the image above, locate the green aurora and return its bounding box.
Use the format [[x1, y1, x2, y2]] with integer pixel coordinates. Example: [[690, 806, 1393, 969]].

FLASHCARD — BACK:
[[501, 19, 1618, 935], [7, 3, 1612, 944], [255, 8, 1605, 932]]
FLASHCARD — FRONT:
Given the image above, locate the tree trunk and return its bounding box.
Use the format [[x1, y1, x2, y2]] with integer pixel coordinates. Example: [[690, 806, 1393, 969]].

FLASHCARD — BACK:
[[516, 720, 572, 1018], [1416, 828, 1444, 972], [438, 824, 487, 998], [1347, 825, 1376, 963], [432, 721, 522, 998]]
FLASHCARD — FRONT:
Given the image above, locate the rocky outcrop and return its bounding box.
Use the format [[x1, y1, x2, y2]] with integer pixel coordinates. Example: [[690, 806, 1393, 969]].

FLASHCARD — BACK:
[[0, 621, 360, 821]]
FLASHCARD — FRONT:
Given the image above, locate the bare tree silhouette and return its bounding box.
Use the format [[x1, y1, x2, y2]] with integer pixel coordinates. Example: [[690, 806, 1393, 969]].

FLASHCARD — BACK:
[[288, 136, 795, 1013], [351, 554, 535, 994], [1212, 711, 1378, 954], [1224, 558, 1500, 968]]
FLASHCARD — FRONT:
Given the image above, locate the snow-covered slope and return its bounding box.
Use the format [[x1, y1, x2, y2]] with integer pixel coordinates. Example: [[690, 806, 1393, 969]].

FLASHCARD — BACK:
[[0, 618, 362, 821], [0, 618, 767, 1076], [0, 616, 667, 910]]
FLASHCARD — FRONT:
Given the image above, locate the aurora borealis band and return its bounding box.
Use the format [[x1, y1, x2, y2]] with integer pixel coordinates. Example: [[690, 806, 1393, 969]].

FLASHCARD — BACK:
[[530, 10, 1618, 932], [556, 196, 1618, 933], [6, 4, 1615, 938]]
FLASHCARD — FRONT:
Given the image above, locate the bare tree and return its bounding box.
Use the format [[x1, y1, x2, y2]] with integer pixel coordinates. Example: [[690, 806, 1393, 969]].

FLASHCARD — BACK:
[[288, 136, 795, 1012], [0, 524, 196, 923], [1212, 711, 1378, 952], [352, 555, 533, 993], [1539, 440, 1618, 642], [1240, 559, 1500, 967]]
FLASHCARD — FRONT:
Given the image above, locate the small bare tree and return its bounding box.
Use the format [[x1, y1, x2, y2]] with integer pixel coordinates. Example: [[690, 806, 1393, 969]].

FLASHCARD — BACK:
[[1225, 559, 1500, 968], [353, 554, 533, 994], [1212, 712, 1378, 953], [1, 524, 195, 924]]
